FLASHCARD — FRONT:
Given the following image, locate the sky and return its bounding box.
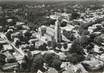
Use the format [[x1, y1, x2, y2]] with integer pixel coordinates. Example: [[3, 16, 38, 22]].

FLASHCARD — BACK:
[[0, 0, 70, 1], [0, 0, 102, 1]]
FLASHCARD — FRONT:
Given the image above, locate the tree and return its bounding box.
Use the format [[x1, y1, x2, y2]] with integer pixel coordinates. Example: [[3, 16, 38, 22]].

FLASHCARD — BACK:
[[70, 12, 80, 20], [57, 43, 62, 49], [79, 35, 90, 47], [70, 41, 84, 55], [81, 30, 89, 35], [93, 25, 102, 32], [61, 21, 67, 27], [66, 53, 85, 65], [63, 43, 68, 49], [94, 36, 103, 46], [21, 50, 33, 72], [70, 36, 90, 55], [63, 30, 76, 41], [89, 33, 97, 42], [43, 53, 59, 66], [47, 41, 52, 47], [70, 38, 85, 55], [43, 52, 62, 71], [38, 43, 48, 51], [85, 43, 94, 53], [31, 53, 46, 72], [0, 54, 6, 67], [50, 59, 62, 71]]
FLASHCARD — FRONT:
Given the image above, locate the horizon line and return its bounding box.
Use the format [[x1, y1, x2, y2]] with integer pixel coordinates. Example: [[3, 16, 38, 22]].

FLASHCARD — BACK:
[[0, 0, 103, 2]]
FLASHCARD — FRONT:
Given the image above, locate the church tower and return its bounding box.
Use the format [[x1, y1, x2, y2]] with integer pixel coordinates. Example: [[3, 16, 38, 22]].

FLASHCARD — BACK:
[[55, 17, 62, 43]]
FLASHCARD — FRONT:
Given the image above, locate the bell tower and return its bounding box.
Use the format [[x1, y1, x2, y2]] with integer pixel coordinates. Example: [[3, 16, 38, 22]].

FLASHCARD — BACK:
[[55, 17, 62, 43]]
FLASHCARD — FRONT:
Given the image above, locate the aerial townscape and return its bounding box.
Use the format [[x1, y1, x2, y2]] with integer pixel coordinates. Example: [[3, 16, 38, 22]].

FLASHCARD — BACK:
[[1, 0, 104, 73]]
